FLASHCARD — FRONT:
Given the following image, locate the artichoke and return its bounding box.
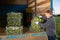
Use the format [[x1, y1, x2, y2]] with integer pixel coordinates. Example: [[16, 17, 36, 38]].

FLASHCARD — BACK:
[[7, 12, 22, 27], [30, 16, 45, 33], [6, 27, 23, 35]]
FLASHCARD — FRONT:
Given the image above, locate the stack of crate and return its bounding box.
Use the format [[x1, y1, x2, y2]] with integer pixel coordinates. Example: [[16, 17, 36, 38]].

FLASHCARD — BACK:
[[6, 12, 23, 35]]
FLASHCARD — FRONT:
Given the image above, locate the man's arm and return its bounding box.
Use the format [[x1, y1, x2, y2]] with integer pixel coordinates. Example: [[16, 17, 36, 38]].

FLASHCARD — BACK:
[[39, 19, 52, 28]]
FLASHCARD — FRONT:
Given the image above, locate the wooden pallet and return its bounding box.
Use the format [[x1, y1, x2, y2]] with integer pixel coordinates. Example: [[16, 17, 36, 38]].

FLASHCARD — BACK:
[[0, 32, 48, 40]]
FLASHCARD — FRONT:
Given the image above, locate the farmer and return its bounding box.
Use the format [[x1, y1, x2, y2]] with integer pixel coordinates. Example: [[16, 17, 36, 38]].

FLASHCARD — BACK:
[[36, 10, 56, 40]]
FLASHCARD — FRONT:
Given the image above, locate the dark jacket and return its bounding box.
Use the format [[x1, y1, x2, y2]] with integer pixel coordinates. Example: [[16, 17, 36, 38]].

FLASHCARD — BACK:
[[39, 16, 56, 36]]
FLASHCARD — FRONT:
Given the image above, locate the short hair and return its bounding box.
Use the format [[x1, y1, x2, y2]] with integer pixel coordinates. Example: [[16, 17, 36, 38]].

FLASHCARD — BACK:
[[45, 10, 52, 14]]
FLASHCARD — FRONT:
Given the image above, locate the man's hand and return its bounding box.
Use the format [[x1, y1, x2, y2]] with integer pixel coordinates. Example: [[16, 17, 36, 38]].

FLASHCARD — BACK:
[[35, 22, 39, 24], [38, 16, 42, 18]]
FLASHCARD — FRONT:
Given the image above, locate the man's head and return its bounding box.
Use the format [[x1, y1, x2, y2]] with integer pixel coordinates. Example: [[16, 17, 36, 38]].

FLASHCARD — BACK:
[[44, 10, 52, 18]]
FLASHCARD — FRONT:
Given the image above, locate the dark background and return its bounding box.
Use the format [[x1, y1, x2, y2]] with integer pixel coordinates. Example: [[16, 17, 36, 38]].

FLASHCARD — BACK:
[[0, 0, 28, 28]]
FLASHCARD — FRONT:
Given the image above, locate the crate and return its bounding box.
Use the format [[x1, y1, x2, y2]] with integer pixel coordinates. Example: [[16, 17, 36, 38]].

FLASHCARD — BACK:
[[6, 26, 23, 35], [7, 12, 22, 27]]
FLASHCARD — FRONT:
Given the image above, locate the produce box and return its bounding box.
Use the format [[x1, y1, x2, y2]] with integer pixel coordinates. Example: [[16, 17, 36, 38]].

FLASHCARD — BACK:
[[7, 12, 22, 27], [6, 26, 23, 35]]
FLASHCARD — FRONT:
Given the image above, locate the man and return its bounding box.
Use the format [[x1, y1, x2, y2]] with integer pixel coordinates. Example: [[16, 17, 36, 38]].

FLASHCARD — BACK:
[[36, 10, 56, 40]]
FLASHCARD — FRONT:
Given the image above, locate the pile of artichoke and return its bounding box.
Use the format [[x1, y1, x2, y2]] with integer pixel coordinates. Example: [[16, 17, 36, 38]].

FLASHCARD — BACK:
[[6, 27, 23, 35], [6, 12, 23, 34], [7, 12, 22, 27], [30, 16, 45, 33]]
